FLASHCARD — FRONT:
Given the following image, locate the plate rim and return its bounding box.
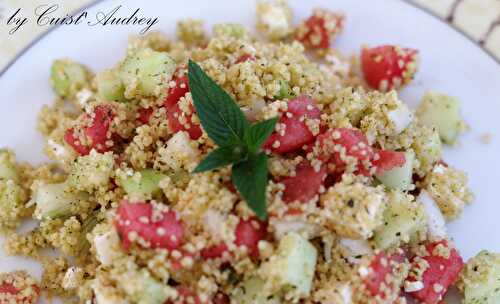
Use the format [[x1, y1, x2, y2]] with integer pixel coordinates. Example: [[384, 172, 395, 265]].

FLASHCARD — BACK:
[[0, 0, 498, 79]]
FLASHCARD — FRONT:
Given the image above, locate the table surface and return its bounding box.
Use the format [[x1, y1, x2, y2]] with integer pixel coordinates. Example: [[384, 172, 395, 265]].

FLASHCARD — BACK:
[[0, 0, 499, 73]]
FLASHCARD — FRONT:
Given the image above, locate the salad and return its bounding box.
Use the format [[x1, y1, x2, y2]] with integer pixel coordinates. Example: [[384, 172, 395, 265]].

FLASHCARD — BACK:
[[0, 1, 496, 303]]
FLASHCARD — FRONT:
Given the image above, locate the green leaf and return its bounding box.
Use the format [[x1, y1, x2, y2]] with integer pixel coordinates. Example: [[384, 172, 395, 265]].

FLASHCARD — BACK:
[[188, 60, 274, 218], [188, 60, 250, 146], [245, 117, 278, 154], [193, 146, 248, 173], [231, 153, 269, 220]]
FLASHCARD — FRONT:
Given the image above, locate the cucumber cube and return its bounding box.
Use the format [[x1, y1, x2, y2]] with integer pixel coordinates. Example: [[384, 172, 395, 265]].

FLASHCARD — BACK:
[[96, 69, 126, 102], [33, 182, 88, 220], [373, 192, 426, 249], [119, 48, 175, 97], [417, 91, 464, 144], [121, 269, 170, 304], [462, 251, 500, 304], [50, 59, 92, 99], [261, 232, 317, 298], [376, 150, 414, 191], [117, 169, 166, 199]]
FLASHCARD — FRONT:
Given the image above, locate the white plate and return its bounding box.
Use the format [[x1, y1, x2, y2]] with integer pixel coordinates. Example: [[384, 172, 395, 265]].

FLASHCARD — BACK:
[[0, 0, 499, 302]]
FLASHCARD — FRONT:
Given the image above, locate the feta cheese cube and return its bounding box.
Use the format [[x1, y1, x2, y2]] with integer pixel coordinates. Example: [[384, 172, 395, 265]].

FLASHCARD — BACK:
[[160, 131, 200, 171], [94, 230, 120, 266], [256, 0, 292, 40]]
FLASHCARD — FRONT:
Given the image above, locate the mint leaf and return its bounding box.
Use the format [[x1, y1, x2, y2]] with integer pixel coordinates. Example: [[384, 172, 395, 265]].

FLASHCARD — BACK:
[[188, 60, 249, 146], [193, 146, 247, 173], [231, 153, 269, 220], [245, 117, 278, 154]]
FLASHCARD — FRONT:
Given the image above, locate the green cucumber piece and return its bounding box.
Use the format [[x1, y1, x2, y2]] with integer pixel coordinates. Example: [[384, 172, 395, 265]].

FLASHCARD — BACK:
[[373, 192, 426, 249], [96, 69, 126, 102], [119, 48, 175, 97], [462, 251, 500, 304], [50, 59, 92, 99], [417, 91, 464, 144], [376, 151, 414, 191], [118, 169, 166, 198], [261, 232, 317, 297], [33, 182, 89, 220], [121, 269, 170, 304], [231, 277, 281, 304]]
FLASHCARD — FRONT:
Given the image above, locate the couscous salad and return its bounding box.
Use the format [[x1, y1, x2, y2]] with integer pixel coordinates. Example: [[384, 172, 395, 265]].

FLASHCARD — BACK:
[[1, 1, 496, 304]]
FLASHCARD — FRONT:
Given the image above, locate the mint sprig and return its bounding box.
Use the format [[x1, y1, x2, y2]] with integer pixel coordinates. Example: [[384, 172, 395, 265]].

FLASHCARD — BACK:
[[192, 145, 247, 173], [188, 60, 249, 146], [231, 153, 269, 219], [188, 60, 277, 220], [244, 117, 279, 154]]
